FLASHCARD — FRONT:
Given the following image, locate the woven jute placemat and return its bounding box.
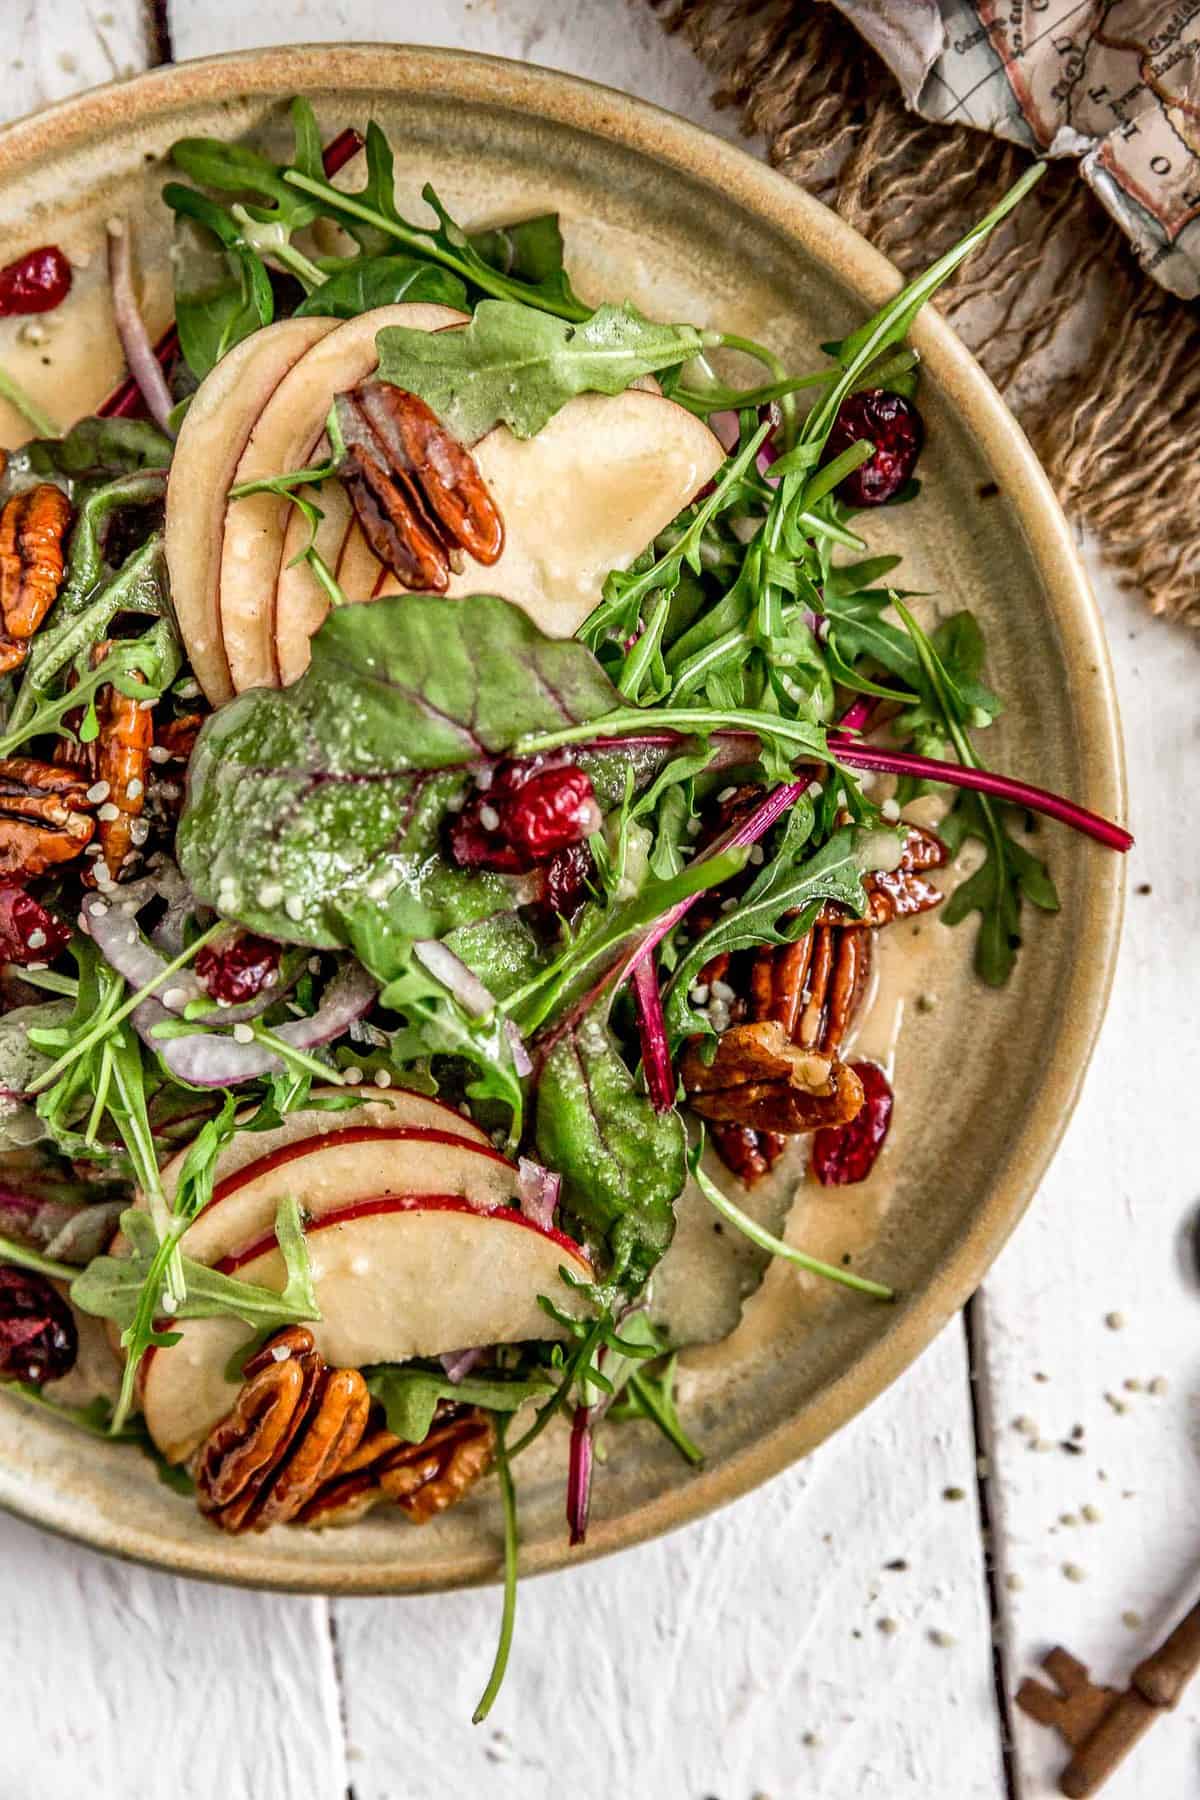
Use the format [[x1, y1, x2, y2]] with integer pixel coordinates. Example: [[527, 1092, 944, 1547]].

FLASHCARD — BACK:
[[650, 0, 1199, 628]]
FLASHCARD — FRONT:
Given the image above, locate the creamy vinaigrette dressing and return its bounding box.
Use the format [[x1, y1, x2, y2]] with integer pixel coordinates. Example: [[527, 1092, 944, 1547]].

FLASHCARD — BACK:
[[652, 791, 978, 1380]]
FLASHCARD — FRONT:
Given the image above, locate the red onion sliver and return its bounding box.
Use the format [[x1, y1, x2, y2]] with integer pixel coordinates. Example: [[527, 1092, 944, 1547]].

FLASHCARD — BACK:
[[439, 1347, 487, 1384], [160, 961, 378, 1088], [413, 939, 496, 1018], [516, 1157, 561, 1231], [106, 220, 176, 434]]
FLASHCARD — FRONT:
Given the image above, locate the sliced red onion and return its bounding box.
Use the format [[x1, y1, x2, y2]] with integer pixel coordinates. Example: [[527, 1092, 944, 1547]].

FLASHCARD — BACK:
[[159, 960, 378, 1088], [145, 860, 198, 957], [413, 939, 496, 1018], [439, 1347, 486, 1383], [83, 895, 297, 1042], [566, 1402, 594, 1547], [80, 894, 205, 1011], [505, 1018, 533, 1079], [631, 956, 675, 1113], [516, 1157, 561, 1231], [107, 219, 175, 435]]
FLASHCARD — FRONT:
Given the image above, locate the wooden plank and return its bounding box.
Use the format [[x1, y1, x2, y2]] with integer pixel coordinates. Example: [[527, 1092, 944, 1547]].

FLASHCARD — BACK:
[[169, 0, 746, 143], [0, 1511, 349, 1799], [4, 2, 150, 129], [977, 550, 1200, 1798], [335, 1326, 1006, 1799]]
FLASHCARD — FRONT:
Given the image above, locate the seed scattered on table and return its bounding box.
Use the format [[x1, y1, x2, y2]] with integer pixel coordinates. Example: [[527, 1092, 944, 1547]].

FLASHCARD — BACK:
[[1062, 1563, 1087, 1583], [943, 1486, 966, 1502], [877, 1616, 900, 1636], [1005, 1573, 1024, 1593], [1149, 1375, 1168, 1396], [1103, 1392, 1128, 1415], [928, 1629, 956, 1648], [1082, 1503, 1102, 1524], [1122, 1610, 1143, 1631], [1059, 1512, 1079, 1528], [1014, 1415, 1038, 1436], [1105, 1311, 1126, 1330], [1123, 1377, 1142, 1393]]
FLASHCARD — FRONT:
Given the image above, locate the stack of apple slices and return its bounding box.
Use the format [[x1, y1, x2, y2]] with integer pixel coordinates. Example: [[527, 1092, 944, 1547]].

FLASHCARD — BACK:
[[166, 302, 726, 703], [133, 1087, 590, 1465]]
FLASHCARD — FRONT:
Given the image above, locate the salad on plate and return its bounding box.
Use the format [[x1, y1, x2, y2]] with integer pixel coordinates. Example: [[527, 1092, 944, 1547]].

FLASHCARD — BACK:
[[0, 104, 1130, 1712]]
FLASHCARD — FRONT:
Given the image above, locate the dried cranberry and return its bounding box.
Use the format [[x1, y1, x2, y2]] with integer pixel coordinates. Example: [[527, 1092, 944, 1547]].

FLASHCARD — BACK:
[[824, 390, 923, 507], [531, 840, 596, 924], [811, 1061, 893, 1186], [0, 246, 72, 317], [0, 886, 70, 966], [0, 1266, 77, 1383], [449, 758, 601, 874], [194, 932, 282, 1005]]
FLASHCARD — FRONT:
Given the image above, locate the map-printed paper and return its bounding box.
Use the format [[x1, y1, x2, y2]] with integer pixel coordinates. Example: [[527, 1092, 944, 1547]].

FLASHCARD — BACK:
[[836, 1, 1200, 297]]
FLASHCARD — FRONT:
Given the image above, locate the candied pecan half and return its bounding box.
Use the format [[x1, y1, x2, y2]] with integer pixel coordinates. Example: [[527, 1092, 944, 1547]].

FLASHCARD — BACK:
[[344, 384, 503, 563], [94, 665, 152, 880], [0, 756, 94, 877], [681, 1020, 864, 1134], [0, 485, 71, 675], [336, 383, 504, 592], [817, 825, 948, 929], [299, 1406, 495, 1530], [795, 926, 873, 1057], [192, 1328, 492, 1535], [154, 711, 205, 763], [195, 1336, 320, 1526], [342, 439, 450, 592]]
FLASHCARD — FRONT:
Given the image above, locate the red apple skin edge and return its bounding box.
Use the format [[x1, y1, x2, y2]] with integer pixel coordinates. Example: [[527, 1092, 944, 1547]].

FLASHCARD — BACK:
[[207, 1125, 512, 1207], [137, 1197, 591, 1379]]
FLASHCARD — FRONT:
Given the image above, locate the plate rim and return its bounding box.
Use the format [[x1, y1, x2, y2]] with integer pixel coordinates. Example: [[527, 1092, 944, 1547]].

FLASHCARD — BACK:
[[0, 42, 1126, 1593]]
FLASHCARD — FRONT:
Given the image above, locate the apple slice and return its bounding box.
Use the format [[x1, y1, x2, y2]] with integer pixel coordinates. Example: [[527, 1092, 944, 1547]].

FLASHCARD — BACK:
[[164, 316, 339, 707], [142, 1199, 590, 1462], [444, 391, 725, 636], [111, 1085, 488, 1261], [220, 301, 468, 693], [167, 1124, 523, 1270], [275, 477, 356, 687]]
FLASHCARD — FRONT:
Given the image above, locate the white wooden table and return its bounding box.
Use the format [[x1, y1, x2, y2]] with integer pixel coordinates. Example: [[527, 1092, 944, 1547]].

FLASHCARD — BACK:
[[4, 7, 1197, 1797]]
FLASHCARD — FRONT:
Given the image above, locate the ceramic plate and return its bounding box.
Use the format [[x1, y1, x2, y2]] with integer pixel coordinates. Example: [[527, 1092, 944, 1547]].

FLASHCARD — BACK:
[[0, 46, 1125, 1591]]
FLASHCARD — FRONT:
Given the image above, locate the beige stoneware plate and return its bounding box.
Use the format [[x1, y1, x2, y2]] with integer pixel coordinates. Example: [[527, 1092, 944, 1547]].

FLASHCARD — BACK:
[[0, 46, 1125, 1592]]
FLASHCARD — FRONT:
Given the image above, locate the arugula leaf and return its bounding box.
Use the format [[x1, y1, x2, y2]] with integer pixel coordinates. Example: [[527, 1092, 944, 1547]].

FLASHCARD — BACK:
[[71, 1196, 320, 1333], [605, 1317, 703, 1467], [294, 254, 468, 318], [938, 794, 1059, 985], [364, 1364, 553, 1444], [534, 1010, 686, 1288], [375, 299, 703, 443], [689, 1139, 894, 1300], [469, 212, 578, 306], [177, 595, 620, 950], [377, 956, 527, 1147], [663, 817, 881, 1043]]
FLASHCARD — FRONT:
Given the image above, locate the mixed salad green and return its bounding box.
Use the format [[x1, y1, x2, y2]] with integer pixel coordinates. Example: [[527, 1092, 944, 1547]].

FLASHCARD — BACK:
[[0, 103, 1130, 1715]]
